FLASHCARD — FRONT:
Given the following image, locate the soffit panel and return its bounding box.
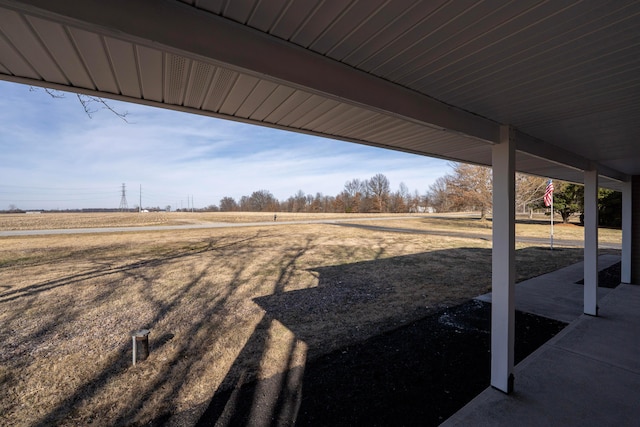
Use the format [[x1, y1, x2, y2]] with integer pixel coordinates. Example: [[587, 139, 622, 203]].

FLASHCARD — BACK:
[[246, 0, 289, 33], [136, 46, 163, 102], [235, 79, 277, 119], [249, 85, 297, 122], [1, 0, 637, 185], [103, 37, 141, 98], [202, 67, 238, 112], [262, 90, 313, 124], [173, 0, 639, 178], [184, 60, 216, 108], [68, 28, 118, 94], [0, 7, 66, 83], [27, 16, 94, 88], [0, 28, 40, 78]]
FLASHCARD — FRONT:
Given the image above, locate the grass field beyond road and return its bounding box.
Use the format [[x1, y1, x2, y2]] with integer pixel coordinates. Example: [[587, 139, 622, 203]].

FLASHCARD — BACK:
[[0, 213, 620, 425]]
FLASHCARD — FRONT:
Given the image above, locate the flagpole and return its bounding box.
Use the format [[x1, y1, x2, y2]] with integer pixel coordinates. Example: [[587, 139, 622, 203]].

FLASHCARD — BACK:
[[544, 179, 554, 251], [550, 194, 554, 250]]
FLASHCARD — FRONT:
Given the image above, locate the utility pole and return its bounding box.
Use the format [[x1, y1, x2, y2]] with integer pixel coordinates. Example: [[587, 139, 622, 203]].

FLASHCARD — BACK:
[[119, 183, 128, 212], [139, 184, 142, 213]]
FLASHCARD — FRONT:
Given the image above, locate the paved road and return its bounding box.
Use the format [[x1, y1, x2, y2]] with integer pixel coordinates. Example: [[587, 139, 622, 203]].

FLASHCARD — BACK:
[[333, 222, 622, 250], [0, 215, 621, 250], [0, 216, 416, 237]]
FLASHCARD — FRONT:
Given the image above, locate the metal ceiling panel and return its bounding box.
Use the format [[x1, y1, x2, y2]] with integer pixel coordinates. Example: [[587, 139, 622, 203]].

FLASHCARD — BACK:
[[0, 28, 39, 78], [191, 0, 225, 15], [223, 0, 256, 24], [268, 0, 324, 40], [356, 0, 481, 75], [384, 1, 541, 84], [308, 0, 387, 55], [164, 54, 190, 105], [246, 0, 289, 33], [234, 79, 278, 118], [27, 16, 93, 88], [136, 46, 163, 102], [419, 2, 624, 94], [184, 60, 216, 108], [353, 119, 422, 142], [68, 28, 118, 94], [201, 67, 237, 112], [339, 1, 448, 68], [218, 73, 259, 115], [103, 37, 140, 98], [289, 98, 341, 129], [312, 103, 367, 134], [262, 90, 313, 123], [303, 102, 355, 132], [249, 85, 295, 121], [325, 0, 417, 61], [0, 8, 66, 83], [328, 109, 380, 136], [288, 1, 351, 48], [273, 93, 327, 127]]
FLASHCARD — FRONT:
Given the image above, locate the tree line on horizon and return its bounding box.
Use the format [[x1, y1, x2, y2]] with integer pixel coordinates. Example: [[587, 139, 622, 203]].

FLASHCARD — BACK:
[[207, 173, 426, 214], [201, 165, 621, 226], [4, 165, 620, 226], [205, 167, 550, 216]]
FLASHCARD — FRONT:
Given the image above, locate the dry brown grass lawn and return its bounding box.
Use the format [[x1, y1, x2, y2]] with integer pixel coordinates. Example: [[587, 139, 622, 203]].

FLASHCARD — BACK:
[[0, 211, 404, 231], [0, 214, 620, 426]]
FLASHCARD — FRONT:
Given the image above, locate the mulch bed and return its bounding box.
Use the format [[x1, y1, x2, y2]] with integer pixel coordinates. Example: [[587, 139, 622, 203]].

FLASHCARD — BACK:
[[197, 302, 565, 426], [198, 262, 621, 426], [295, 301, 564, 426]]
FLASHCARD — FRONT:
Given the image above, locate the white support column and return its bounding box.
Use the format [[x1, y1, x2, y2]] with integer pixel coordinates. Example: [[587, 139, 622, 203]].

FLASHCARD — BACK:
[[491, 126, 516, 393], [621, 180, 632, 284], [584, 167, 599, 316]]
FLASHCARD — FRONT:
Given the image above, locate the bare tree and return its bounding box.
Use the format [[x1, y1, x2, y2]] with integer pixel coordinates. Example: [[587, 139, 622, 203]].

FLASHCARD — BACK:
[[292, 190, 307, 212], [428, 176, 452, 213], [249, 190, 278, 212], [389, 182, 410, 213], [445, 163, 493, 219], [341, 179, 366, 213], [239, 195, 251, 211], [367, 173, 391, 213], [33, 86, 129, 122], [515, 174, 547, 216], [219, 196, 238, 212]]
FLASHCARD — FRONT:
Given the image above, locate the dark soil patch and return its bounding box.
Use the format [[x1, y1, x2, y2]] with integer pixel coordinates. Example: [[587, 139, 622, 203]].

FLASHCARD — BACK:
[[198, 300, 566, 426], [576, 261, 621, 288]]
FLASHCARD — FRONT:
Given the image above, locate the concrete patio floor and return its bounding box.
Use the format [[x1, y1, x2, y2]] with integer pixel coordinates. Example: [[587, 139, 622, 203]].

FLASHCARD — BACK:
[[443, 255, 640, 426]]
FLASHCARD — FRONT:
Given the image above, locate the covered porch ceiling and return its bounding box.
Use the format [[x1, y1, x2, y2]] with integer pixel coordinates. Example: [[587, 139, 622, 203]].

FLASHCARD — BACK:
[[0, 0, 638, 191]]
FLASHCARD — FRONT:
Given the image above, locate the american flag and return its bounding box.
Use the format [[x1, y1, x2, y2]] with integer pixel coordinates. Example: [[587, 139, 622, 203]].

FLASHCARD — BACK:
[[544, 179, 554, 207]]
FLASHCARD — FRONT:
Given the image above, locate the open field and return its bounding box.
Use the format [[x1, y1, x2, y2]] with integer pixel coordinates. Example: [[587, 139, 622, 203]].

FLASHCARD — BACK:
[[0, 214, 621, 425]]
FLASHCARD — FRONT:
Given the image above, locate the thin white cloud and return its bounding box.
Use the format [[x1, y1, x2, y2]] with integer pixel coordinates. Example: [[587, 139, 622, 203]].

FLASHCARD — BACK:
[[0, 81, 450, 210]]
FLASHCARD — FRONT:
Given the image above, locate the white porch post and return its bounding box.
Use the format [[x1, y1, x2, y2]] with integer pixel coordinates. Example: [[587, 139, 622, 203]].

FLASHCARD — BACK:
[[584, 167, 599, 316], [491, 126, 516, 393], [622, 180, 632, 284]]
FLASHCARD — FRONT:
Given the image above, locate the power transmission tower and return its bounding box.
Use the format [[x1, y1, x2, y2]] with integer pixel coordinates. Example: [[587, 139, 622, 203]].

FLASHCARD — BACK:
[[119, 183, 128, 212]]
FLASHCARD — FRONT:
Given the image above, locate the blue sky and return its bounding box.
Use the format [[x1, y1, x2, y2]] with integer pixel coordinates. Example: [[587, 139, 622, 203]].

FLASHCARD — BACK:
[[0, 80, 451, 211]]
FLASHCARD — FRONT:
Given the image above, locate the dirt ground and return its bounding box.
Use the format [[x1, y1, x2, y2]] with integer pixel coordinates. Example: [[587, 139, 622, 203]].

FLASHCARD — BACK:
[[197, 262, 621, 427]]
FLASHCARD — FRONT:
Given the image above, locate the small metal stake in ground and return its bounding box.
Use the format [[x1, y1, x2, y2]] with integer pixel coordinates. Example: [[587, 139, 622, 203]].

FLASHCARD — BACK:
[[132, 329, 150, 365]]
